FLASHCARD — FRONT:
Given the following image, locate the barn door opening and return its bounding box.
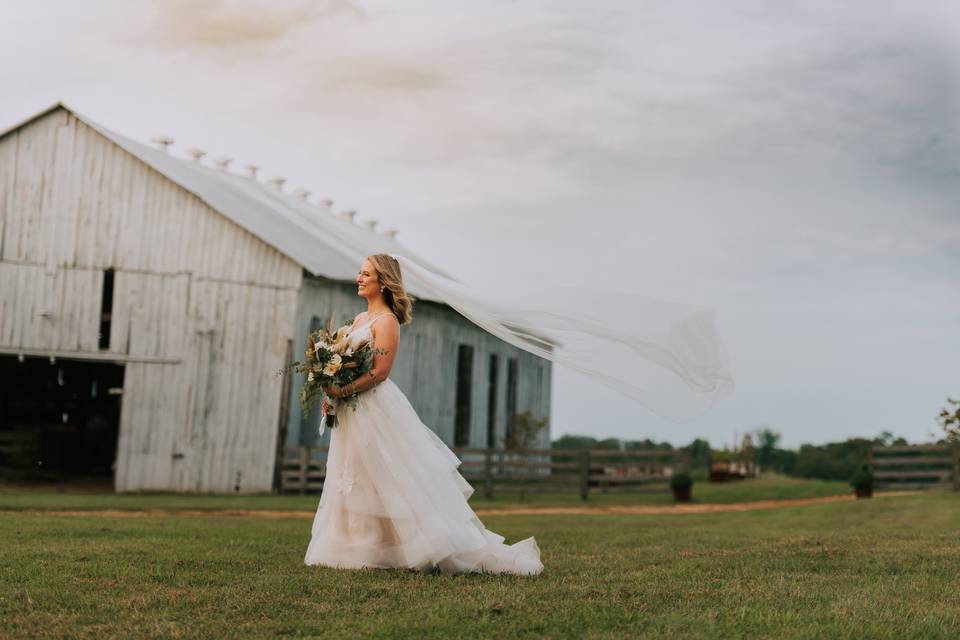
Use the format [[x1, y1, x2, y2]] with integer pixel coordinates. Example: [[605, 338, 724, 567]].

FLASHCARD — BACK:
[[0, 355, 124, 484]]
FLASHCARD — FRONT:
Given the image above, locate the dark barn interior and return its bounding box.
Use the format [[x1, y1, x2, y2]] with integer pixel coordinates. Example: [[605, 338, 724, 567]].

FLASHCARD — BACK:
[[0, 355, 124, 481]]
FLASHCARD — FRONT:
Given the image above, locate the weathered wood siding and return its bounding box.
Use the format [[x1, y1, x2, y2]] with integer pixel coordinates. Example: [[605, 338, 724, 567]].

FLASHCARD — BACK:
[[0, 107, 302, 492], [289, 276, 552, 449]]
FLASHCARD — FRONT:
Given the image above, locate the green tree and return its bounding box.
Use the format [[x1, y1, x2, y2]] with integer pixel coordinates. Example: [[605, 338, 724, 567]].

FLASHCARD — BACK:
[[792, 438, 873, 481], [625, 438, 673, 451], [754, 427, 781, 468], [876, 430, 908, 447], [595, 438, 623, 450], [551, 434, 597, 450], [938, 397, 960, 444], [684, 438, 711, 469], [503, 411, 548, 450]]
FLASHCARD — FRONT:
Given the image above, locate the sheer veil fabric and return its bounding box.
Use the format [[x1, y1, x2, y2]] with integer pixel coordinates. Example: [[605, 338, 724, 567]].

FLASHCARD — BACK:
[[395, 256, 734, 421]]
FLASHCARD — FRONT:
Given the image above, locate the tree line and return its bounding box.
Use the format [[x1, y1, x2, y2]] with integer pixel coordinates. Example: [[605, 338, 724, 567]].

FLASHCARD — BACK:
[[552, 399, 959, 483], [552, 430, 919, 482]]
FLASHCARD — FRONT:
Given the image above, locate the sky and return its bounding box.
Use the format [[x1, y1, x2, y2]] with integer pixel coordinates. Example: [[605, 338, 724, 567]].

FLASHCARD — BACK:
[[2, 0, 958, 448]]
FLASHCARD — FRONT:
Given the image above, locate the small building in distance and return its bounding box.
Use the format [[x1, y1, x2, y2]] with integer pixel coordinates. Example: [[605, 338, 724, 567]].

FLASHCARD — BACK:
[[0, 103, 551, 493]]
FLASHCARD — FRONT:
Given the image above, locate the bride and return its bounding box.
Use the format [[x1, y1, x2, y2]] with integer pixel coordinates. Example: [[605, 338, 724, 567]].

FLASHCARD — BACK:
[[304, 253, 544, 575]]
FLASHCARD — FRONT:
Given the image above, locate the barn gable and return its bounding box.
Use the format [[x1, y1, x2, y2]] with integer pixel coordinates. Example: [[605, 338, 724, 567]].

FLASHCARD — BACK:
[[0, 106, 301, 289], [1, 102, 451, 292]]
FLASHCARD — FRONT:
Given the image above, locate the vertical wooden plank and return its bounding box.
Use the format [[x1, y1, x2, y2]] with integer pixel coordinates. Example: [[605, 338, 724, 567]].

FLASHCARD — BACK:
[[580, 450, 590, 501], [0, 129, 19, 260], [46, 122, 76, 273], [274, 339, 294, 492]]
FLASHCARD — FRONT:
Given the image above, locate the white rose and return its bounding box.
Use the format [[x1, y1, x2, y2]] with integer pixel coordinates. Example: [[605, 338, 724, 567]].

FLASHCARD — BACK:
[[307, 371, 315, 382], [322, 353, 343, 376]]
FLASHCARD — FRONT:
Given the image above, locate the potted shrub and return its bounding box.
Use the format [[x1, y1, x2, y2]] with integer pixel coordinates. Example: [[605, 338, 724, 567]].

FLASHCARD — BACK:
[[850, 465, 874, 499], [670, 471, 693, 502]]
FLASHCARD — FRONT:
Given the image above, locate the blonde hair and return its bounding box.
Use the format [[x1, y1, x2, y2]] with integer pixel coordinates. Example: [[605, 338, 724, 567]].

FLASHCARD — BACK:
[[368, 254, 414, 325]]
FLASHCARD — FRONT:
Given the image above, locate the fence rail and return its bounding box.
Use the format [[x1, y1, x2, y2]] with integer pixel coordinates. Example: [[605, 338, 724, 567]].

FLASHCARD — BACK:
[[278, 446, 688, 500], [869, 444, 959, 491]]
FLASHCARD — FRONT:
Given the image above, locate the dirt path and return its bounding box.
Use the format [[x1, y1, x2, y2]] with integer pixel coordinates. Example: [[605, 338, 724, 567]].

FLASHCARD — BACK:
[[3, 491, 919, 519], [472, 491, 919, 516]]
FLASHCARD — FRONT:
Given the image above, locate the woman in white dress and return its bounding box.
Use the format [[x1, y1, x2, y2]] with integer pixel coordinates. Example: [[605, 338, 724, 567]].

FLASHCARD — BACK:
[[304, 254, 543, 576]]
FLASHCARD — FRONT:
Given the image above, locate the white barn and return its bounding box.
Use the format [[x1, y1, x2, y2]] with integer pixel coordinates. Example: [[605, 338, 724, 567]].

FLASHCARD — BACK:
[[0, 103, 552, 493]]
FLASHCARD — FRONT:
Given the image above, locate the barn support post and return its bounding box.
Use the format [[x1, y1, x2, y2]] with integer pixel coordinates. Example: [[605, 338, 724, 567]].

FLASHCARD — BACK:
[[579, 450, 591, 501], [273, 339, 294, 493]]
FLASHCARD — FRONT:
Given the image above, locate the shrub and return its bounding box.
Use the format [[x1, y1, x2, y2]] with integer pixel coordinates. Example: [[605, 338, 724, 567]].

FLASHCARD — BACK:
[[670, 471, 693, 490], [850, 465, 874, 491]]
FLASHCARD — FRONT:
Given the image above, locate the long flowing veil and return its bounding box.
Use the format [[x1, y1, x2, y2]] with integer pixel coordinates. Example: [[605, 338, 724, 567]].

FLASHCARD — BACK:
[[229, 175, 734, 421], [395, 256, 734, 421]]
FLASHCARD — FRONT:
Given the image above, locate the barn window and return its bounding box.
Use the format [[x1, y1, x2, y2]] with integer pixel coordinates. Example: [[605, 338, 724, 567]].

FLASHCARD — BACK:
[[454, 344, 474, 447], [486, 354, 499, 448], [506, 358, 518, 442], [98, 269, 115, 350]]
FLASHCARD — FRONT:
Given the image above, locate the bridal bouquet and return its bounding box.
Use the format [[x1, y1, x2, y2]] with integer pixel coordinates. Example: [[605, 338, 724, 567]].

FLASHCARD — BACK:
[[280, 316, 378, 429]]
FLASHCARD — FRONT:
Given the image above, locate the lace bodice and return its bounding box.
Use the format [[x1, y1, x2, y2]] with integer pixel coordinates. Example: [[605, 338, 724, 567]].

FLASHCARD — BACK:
[[347, 312, 390, 350], [347, 319, 375, 351]]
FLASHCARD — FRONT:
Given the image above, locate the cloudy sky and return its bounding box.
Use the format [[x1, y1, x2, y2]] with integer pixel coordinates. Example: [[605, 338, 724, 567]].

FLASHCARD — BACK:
[[2, 0, 958, 448]]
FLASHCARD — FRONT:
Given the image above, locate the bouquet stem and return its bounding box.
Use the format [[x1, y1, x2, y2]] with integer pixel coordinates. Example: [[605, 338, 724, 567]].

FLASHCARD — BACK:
[[324, 397, 337, 429]]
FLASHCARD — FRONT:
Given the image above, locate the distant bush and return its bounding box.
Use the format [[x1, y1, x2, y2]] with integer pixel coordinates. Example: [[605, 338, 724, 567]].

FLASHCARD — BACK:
[[850, 465, 874, 491], [670, 471, 693, 490]]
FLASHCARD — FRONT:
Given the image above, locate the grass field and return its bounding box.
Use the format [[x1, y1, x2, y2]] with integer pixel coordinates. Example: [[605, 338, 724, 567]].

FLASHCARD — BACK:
[[2, 482, 958, 639]]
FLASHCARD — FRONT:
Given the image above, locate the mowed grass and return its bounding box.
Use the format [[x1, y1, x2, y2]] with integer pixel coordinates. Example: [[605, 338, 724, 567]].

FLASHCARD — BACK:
[[2, 491, 959, 639], [0, 473, 849, 512]]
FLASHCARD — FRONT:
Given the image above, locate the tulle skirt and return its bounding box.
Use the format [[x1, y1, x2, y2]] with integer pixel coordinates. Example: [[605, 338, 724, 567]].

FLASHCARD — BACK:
[[303, 379, 543, 575]]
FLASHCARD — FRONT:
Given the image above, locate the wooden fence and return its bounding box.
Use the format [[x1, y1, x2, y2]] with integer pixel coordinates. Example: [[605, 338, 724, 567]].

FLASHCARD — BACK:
[[869, 444, 959, 490], [278, 446, 688, 500]]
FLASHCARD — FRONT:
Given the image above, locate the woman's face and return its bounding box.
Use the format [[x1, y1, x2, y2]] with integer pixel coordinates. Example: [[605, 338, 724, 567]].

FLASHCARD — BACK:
[[356, 259, 380, 299]]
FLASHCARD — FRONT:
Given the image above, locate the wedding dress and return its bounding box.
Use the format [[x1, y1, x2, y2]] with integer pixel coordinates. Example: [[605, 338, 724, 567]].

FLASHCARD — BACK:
[[303, 316, 543, 575]]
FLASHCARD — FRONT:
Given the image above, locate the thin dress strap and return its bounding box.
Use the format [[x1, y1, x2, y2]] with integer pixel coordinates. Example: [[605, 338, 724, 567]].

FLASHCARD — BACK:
[[359, 311, 387, 330]]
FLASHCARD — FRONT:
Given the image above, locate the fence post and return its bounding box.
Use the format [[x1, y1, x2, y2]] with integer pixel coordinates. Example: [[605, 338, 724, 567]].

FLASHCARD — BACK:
[[300, 445, 309, 495], [484, 448, 494, 500], [579, 450, 590, 501], [953, 443, 960, 492]]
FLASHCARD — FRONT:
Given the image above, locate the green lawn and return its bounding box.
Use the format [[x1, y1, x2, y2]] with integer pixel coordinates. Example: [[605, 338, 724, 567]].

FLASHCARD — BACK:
[[0, 473, 849, 512], [2, 490, 959, 638]]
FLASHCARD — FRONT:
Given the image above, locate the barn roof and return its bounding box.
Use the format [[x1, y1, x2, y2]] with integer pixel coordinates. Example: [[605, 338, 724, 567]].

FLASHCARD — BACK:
[[0, 102, 453, 295]]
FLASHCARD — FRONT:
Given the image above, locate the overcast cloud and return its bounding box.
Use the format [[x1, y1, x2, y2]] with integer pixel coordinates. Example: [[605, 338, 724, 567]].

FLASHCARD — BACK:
[[2, 0, 958, 448]]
